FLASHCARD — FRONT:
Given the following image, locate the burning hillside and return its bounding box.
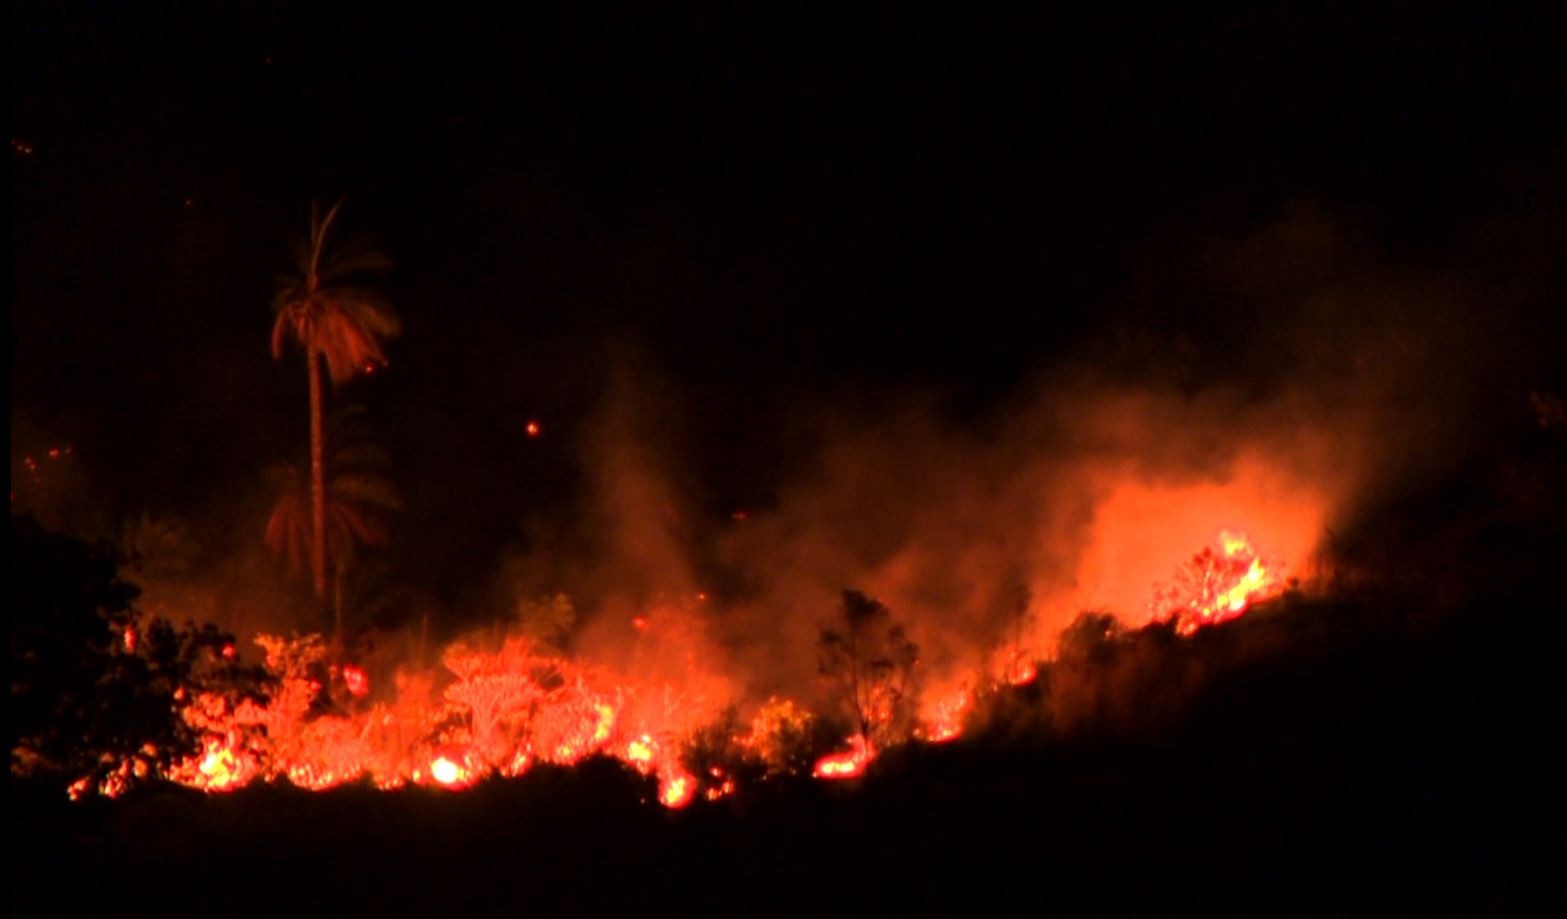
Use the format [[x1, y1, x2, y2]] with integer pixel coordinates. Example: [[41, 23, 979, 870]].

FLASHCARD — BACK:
[[14, 340, 1356, 807], [38, 501, 1309, 805]]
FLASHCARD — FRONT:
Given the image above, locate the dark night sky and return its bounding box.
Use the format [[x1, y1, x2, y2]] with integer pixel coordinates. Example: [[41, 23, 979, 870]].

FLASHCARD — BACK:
[[11, 1, 1566, 602]]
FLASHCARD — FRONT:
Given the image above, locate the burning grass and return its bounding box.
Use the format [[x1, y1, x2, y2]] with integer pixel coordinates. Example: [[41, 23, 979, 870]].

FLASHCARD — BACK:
[[39, 521, 1300, 805]]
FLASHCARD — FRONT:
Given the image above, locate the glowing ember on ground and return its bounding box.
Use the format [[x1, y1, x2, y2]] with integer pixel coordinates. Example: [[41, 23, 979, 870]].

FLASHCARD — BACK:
[[342, 665, 370, 698], [430, 756, 466, 786], [813, 735, 874, 779], [625, 735, 656, 771], [1005, 658, 1038, 686], [659, 772, 695, 808], [924, 722, 962, 743], [1151, 531, 1288, 634], [199, 745, 239, 785]]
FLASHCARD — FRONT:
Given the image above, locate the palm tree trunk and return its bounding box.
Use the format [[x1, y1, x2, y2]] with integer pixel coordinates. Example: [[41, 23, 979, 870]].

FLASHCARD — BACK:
[[308, 346, 328, 607]]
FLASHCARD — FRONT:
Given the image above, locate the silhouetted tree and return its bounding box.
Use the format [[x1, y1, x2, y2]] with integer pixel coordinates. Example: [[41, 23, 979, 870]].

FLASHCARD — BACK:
[[817, 589, 919, 748]]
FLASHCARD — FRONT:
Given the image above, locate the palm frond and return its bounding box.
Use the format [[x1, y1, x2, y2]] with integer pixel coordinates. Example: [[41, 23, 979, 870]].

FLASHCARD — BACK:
[[334, 283, 398, 314], [307, 197, 347, 284], [318, 316, 388, 383], [272, 198, 398, 381], [326, 502, 388, 551], [269, 311, 294, 360], [343, 296, 402, 337], [328, 473, 403, 510], [265, 494, 310, 573]]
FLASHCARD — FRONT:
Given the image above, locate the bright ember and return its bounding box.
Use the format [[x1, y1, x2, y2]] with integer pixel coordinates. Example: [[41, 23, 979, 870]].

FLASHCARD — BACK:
[[813, 735, 874, 780]]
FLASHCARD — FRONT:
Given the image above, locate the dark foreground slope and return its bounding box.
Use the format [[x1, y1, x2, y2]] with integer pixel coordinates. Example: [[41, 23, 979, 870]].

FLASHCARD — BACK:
[[12, 580, 1560, 917]]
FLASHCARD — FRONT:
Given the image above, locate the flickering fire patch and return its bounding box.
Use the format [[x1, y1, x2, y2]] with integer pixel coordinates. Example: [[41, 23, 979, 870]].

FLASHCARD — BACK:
[[1149, 531, 1289, 634]]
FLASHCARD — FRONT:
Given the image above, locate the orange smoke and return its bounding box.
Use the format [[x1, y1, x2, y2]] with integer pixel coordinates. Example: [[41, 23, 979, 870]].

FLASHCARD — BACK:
[[1058, 454, 1323, 640]]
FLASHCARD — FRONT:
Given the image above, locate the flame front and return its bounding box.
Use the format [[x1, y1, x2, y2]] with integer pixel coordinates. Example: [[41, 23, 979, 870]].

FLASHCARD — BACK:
[[146, 620, 727, 808], [66, 528, 1301, 806]]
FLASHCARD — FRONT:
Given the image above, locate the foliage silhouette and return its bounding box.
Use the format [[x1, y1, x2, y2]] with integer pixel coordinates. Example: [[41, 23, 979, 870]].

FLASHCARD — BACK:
[[10, 515, 265, 792], [817, 589, 919, 749], [266, 404, 401, 642]]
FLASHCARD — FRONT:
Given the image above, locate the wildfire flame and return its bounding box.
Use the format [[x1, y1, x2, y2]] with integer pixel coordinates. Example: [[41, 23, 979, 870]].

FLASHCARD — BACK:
[[659, 772, 695, 808], [1005, 658, 1037, 686], [918, 685, 973, 744], [1151, 530, 1287, 634], [813, 735, 874, 780], [65, 528, 1302, 807]]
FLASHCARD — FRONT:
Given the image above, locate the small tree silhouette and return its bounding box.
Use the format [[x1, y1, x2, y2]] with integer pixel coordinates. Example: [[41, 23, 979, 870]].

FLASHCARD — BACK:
[[817, 589, 919, 749]]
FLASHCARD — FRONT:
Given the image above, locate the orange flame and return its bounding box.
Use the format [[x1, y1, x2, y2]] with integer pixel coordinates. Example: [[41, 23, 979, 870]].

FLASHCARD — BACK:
[[1151, 530, 1288, 634], [81, 523, 1303, 807], [342, 665, 370, 698], [918, 685, 972, 744], [659, 772, 695, 808], [813, 735, 874, 779]]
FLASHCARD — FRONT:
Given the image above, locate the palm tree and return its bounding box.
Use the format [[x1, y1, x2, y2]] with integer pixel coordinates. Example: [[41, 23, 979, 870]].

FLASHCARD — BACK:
[[271, 198, 400, 603], [265, 406, 402, 641]]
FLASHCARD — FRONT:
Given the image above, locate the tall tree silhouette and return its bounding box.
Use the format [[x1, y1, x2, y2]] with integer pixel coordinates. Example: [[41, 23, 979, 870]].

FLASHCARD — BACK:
[[818, 590, 919, 748], [270, 199, 400, 602]]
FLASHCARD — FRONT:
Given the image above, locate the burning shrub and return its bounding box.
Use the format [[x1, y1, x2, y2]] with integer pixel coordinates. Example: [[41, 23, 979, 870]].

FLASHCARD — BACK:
[[677, 707, 755, 801], [1149, 532, 1290, 634], [738, 696, 821, 776], [441, 637, 557, 768]]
